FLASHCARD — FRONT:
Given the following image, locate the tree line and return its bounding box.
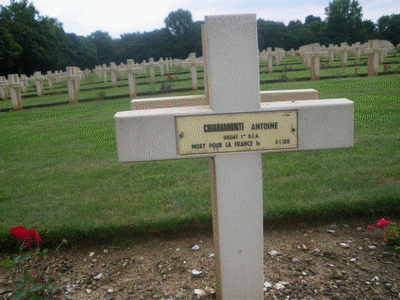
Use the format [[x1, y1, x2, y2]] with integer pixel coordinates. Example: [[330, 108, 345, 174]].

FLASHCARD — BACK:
[[0, 0, 399, 76]]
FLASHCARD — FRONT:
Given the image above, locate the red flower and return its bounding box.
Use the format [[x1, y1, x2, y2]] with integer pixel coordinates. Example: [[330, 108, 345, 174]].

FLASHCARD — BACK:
[[10, 226, 42, 247], [10, 226, 29, 242], [355, 68, 358, 71], [27, 229, 42, 244], [367, 225, 374, 230], [376, 218, 391, 229]]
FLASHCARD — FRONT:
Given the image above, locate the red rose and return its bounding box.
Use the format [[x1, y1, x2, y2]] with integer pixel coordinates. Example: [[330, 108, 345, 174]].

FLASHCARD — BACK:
[[27, 229, 42, 244], [10, 226, 29, 242], [10, 226, 42, 247], [376, 218, 391, 229]]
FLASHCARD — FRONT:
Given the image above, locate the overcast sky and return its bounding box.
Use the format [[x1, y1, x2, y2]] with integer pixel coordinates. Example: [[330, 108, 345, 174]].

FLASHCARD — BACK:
[[1, 0, 398, 39]]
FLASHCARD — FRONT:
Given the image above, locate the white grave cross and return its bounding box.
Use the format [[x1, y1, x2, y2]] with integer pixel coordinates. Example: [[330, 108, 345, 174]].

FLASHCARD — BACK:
[[8, 74, 24, 110], [60, 67, 81, 104], [33, 72, 45, 97], [114, 14, 354, 299]]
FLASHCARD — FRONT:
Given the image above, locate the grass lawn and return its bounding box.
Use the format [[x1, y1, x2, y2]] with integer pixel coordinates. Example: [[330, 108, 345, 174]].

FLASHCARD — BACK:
[[0, 53, 399, 248]]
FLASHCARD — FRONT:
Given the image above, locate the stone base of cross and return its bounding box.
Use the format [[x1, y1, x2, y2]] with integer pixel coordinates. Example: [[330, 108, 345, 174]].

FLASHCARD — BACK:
[[114, 14, 353, 299]]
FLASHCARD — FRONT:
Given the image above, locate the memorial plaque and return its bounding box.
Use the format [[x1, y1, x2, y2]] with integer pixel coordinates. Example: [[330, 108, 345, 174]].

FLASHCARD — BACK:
[[176, 110, 298, 155]]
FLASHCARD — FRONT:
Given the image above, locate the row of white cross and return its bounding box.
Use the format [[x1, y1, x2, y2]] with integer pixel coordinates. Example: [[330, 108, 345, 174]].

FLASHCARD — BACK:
[[0, 39, 393, 111]]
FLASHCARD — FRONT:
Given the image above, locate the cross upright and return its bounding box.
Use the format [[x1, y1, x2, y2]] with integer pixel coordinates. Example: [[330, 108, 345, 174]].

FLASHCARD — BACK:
[[147, 58, 157, 84], [102, 64, 110, 83], [0, 77, 9, 101], [114, 14, 353, 299], [364, 39, 381, 76], [306, 43, 328, 80], [109, 62, 119, 88], [33, 72, 45, 97], [340, 42, 350, 67], [8, 74, 24, 110], [260, 47, 274, 73], [183, 52, 201, 91], [158, 57, 165, 76], [60, 67, 81, 104], [119, 59, 141, 97]]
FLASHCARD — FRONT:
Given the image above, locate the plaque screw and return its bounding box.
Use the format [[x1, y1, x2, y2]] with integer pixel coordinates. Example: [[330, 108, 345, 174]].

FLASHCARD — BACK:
[[291, 128, 296, 132], [179, 133, 184, 139]]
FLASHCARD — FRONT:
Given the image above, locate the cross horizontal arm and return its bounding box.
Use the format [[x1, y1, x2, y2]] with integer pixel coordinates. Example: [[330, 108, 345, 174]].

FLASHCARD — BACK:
[[130, 89, 319, 110], [115, 98, 353, 162]]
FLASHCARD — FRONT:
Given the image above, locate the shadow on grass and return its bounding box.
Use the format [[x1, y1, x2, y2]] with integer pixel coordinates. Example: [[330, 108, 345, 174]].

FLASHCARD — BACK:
[[1, 187, 398, 251]]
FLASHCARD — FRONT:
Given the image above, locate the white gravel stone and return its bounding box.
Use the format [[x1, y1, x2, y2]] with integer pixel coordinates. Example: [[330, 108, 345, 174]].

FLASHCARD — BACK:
[[191, 245, 200, 251], [191, 270, 202, 277], [274, 283, 285, 290], [93, 273, 103, 280], [194, 289, 206, 296], [268, 250, 280, 257], [263, 281, 272, 291]]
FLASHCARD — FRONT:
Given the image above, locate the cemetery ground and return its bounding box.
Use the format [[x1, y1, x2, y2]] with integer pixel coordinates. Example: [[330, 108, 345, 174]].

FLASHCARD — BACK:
[[0, 52, 400, 299]]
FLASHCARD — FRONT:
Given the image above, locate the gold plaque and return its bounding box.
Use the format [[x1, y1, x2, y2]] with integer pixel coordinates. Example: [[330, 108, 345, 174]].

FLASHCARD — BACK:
[[176, 111, 298, 155]]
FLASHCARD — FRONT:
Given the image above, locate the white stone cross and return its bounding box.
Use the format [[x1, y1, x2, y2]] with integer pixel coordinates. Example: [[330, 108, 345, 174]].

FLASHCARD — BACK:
[[182, 52, 202, 91], [94, 66, 103, 80], [114, 14, 354, 299], [274, 47, 285, 66], [147, 58, 158, 84], [158, 57, 165, 76], [20, 75, 29, 93], [8, 74, 24, 110], [0, 77, 9, 101], [47, 71, 55, 90], [328, 44, 336, 62], [364, 39, 383, 77], [119, 59, 141, 97], [260, 47, 274, 73], [351, 42, 362, 60], [60, 67, 81, 104], [102, 64, 110, 83], [305, 43, 328, 81], [33, 72, 45, 97], [339, 42, 350, 67], [109, 62, 119, 88]]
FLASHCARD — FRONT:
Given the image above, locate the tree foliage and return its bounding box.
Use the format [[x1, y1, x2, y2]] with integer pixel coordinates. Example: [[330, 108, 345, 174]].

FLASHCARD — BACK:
[[324, 0, 363, 44], [377, 14, 400, 46], [164, 9, 193, 38], [0, 2, 396, 77]]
